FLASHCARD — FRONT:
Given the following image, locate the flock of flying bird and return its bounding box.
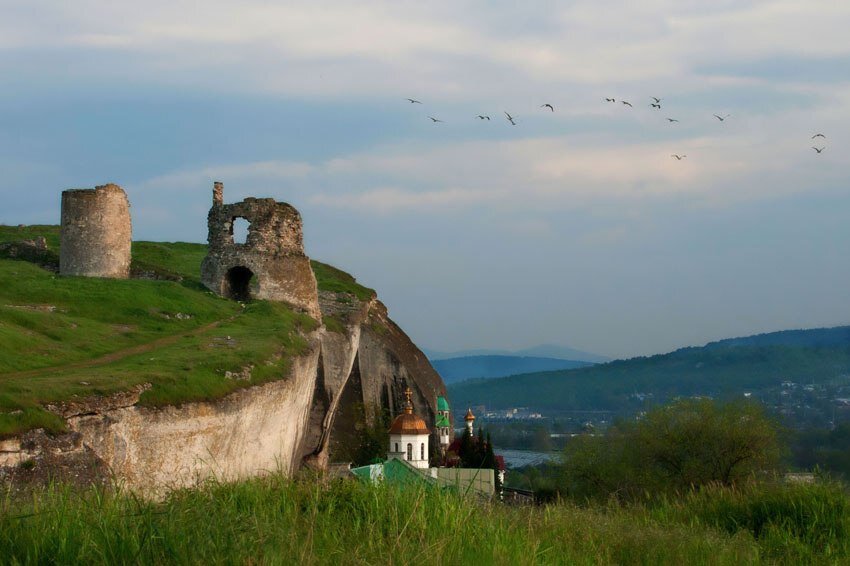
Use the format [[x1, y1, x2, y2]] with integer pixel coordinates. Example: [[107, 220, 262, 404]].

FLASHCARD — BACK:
[[405, 97, 829, 160]]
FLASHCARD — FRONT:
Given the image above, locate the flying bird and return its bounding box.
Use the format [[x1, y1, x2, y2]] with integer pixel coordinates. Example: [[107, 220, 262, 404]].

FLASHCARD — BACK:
[[406, 98, 422, 104], [428, 116, 443, 123], [504, 112, 516, 125], [605, 98, 616, 102], [666, 118, 679, 123], [541, 103, 555, 112], [622, 101, 633, 107], [671, 154, 687, 160], [812, 146, 825, 153], [812, 133, 826, 139], [713, 114, 731, 121], [650, 103, 661, 109], [477, 115, 491, 120], [651, 97, 661, 104]]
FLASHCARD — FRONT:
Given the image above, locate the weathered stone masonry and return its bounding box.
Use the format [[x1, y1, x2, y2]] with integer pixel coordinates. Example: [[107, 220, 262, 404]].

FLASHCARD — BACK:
[[59, 183, 132, 278], [200, 182, 321, 320]]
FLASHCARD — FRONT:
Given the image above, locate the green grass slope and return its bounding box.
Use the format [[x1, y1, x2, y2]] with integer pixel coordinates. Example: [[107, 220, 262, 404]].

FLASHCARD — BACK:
[[0, 225, 372, 439]]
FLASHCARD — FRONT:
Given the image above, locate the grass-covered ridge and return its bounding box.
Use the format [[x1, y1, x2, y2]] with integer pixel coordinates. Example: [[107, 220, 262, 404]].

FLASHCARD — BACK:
[[2, 475, 848, 564], [311, 260, 376, 301], [0, 225, 369, 438]]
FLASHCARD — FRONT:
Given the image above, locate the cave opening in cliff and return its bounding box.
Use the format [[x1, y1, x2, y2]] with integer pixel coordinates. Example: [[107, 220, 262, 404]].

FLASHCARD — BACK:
[[225, 265, 255, 301]]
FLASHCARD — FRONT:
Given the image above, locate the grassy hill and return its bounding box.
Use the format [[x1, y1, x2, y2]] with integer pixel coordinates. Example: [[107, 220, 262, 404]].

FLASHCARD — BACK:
[[0, 225, 373, 438], [448, 329, 850, 414]]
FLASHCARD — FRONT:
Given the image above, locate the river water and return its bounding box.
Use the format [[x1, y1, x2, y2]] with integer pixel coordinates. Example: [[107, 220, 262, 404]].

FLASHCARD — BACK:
[[498, 449, 560, 469]]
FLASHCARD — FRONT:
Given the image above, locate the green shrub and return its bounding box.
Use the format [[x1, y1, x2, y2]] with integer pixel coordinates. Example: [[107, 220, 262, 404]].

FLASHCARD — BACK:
[[562, 399, 781, 501]]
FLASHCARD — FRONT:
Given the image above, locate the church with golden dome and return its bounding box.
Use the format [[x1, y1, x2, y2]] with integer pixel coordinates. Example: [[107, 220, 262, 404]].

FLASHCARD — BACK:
[[351, 386, 502, 498], [387, 387, 432, 469]]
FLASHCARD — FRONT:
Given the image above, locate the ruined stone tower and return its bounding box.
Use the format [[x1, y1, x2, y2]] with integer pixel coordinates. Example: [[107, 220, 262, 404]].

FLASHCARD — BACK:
[[201, 182, 321, 320], [60, 183, 132, 278]]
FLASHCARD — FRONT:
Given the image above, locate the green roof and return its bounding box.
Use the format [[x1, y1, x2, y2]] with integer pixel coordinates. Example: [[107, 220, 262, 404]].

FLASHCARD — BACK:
[[351, 458, 435, 486], [437, 396, 450, 411], [435, 414, 450, 428]]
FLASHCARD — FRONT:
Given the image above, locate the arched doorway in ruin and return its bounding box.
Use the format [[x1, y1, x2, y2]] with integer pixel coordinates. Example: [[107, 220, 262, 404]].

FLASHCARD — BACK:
[[225, 266, 255, 301]]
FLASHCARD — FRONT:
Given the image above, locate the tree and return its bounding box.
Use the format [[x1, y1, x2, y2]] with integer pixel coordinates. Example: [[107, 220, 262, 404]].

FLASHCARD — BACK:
[[531, 426, 553, 452], [561, 398, 781, 501], [337, 403, 391, 466], [458, 426, 474, 467]]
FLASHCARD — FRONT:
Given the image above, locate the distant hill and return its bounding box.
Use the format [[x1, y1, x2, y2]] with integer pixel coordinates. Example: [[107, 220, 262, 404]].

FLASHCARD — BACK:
[[431, 355, 592, 384], [448, 326, 850, 414], [705, 327, 850, 349], [423, 343, 610, 363]]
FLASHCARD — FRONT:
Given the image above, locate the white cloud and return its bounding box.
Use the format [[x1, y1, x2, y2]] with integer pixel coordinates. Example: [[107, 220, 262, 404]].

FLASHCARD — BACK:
[[309, 186, 497, 213], [4, 1, 850, 100], [136, 161, 314, 192]]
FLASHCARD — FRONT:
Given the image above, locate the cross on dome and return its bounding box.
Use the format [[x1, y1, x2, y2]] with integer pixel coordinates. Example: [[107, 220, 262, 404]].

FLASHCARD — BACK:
[[404, 386, 414, 414]]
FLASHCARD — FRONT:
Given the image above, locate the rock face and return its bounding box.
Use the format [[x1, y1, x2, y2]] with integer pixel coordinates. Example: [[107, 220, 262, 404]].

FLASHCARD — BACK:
[[300, 292, 449, 469], [200, 182, 321, 320], [2, 297, 446, 495], [59, 184, 132, 278], [69, 341, 322, 497]]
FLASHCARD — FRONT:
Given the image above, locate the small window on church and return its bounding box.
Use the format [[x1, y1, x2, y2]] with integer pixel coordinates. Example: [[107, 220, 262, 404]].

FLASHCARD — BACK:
[[420, 443, 424, 460], [395, 442, 399, 453], [406, 443, 412, 461]]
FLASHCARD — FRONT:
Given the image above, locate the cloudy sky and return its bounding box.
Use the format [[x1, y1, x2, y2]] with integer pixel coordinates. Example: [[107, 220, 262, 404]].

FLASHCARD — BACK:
[[2, 1, 850, 359]]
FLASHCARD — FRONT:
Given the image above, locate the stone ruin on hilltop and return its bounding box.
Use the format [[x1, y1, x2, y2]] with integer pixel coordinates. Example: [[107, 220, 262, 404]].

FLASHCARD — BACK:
[[200, 182, 321, 320], [60, 183, 132, 279], [56, 180, 321, 320]]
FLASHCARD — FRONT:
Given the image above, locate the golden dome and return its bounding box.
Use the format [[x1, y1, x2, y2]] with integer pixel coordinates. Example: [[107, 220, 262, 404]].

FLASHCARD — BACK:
[[388, 386, 430, 435], [389, 412, 430, 435], [464, 407, 476, 422]]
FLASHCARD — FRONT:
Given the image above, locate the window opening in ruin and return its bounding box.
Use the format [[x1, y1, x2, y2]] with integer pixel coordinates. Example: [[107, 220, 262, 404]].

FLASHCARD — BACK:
[[232, 217, 250, 245], [225, 266, 255, 301]]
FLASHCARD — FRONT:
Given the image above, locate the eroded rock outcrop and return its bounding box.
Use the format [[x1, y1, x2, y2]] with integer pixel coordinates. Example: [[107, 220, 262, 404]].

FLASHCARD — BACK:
[[300, 291, 448, 469], [69, 340, 322, 496], [1, 283, 445, 496]]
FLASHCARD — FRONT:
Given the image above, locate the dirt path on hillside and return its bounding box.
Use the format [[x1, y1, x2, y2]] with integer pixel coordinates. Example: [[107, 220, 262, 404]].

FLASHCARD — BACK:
[[0, 315, 240, 381]]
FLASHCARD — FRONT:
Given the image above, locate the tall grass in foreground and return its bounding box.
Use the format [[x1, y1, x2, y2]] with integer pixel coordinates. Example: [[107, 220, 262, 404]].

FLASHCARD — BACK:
[[3, 475, 846, 565], [659, 480, 850, 563]]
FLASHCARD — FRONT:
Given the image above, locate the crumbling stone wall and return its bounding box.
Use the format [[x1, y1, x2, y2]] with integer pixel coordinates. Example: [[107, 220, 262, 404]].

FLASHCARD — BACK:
[[201, 182, 321, 320], [60, 184, 132, 278]]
